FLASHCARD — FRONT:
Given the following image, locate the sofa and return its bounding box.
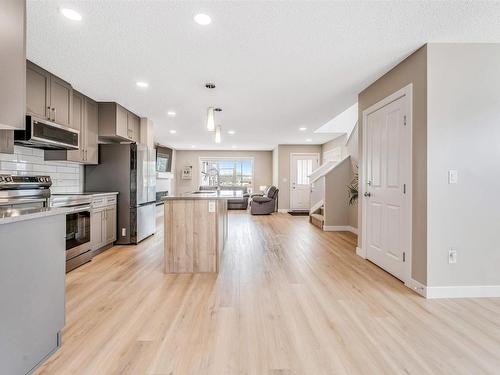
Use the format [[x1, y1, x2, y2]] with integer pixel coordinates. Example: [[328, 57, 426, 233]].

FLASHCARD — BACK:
[[250, 186, 279, 215], [199, 186, 250, 210]]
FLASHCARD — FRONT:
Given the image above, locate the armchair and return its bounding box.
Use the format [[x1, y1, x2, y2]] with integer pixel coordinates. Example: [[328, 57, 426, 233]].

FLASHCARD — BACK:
[[250, 186, 279, 215]]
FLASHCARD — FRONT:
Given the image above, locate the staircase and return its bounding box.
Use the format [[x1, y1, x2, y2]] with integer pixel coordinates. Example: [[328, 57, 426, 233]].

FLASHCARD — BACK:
[[309, 205, 324, 229], [307, 155, 352, 231]]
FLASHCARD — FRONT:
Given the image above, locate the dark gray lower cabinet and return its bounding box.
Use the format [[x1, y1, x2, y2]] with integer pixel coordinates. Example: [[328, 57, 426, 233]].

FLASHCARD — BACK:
[[0, 214, 66, 375]]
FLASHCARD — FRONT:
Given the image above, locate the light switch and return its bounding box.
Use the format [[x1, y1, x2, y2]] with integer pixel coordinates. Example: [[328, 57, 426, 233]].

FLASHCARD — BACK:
[[208, 201, 216, 212], [448, 170, 458, 184]]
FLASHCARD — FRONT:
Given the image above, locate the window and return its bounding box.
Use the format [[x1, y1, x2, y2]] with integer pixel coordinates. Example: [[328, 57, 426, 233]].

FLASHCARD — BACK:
[[200, 158, 253, 187], [296, 159, 313, 185]]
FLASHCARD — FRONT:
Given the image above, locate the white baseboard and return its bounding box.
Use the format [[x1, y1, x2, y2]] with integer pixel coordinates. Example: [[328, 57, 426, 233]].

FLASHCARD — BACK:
[[323, 225, 358, 235], [356, 246, 366, 258], [405, 278, 427, 297], [278, 208, 289, 213], [426, 285, 500, 299]]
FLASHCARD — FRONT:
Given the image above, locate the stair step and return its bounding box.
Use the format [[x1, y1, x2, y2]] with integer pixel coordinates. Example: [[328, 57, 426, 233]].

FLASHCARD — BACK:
[[310, 213, 324, 221], [309, 213, 324, 229]]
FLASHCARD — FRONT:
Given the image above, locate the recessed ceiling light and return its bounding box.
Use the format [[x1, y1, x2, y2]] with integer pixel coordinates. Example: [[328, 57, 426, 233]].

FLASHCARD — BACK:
[[228, 130, 235, 135], [169, 130, 177, 134], [60, 8, 82, 21], [231, 145, 237, 149], [191, 145, 196, 148], [299, 127, 307, 131], [167, 111, 176, 117], [306, 138, 312, 142], [136, 81, 149, 88], [194, 13, 211, 25]]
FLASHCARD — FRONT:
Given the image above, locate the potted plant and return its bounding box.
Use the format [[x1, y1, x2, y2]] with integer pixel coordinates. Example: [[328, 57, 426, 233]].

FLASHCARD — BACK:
[[347, 165, 358, 206]]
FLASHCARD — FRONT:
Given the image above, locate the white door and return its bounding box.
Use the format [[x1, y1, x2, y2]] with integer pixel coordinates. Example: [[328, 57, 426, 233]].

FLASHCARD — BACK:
[[290, 153, 319, 210], [364, 95, 410, 281]]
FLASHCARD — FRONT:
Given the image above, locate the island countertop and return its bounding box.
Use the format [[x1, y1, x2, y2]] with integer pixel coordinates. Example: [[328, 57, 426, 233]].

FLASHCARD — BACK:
[[0, 206, 70, 225], [162, 190, 243, 200]]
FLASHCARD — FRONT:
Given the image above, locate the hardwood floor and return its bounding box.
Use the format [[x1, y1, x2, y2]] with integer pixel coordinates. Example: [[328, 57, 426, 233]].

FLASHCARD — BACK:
[[35, 211, 500, 375]]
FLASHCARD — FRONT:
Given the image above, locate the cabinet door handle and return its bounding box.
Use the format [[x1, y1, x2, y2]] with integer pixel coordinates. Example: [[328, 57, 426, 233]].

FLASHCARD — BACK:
[[47, 106, 51, 120], [51, 107, 56, 121]]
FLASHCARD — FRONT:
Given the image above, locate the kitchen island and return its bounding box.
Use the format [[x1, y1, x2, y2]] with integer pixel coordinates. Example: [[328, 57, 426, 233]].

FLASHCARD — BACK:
[[0, 207, 68, 375], [162, 190, 235, 273]]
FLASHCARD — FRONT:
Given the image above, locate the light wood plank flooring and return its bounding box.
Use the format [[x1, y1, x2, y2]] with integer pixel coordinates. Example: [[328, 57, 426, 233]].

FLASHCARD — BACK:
[[35, 211, 500, 374]]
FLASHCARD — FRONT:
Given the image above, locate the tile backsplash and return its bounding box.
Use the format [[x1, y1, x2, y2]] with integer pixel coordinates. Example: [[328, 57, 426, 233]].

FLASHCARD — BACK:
[[0, 146, 83, 193]]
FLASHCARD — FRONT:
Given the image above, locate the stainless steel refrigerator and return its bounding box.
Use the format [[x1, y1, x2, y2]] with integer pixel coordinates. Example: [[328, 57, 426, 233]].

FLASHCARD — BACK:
[[85, 143, 156, 244]]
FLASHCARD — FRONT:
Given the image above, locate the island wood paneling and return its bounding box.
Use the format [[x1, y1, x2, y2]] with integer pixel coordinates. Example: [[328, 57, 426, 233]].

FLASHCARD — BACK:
[[164, 199, 226, 273]]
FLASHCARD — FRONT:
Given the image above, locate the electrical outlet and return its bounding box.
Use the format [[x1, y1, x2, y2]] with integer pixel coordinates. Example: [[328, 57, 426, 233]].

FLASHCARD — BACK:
[[448, 170, 458, 184], [122, 228, 126, 237], [448, 248, 457, 264], [208, 201, 216, 213]]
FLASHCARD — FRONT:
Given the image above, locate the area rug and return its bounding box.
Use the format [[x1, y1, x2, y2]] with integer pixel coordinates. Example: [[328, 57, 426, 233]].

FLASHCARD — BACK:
[[288, 210, 309, 216]]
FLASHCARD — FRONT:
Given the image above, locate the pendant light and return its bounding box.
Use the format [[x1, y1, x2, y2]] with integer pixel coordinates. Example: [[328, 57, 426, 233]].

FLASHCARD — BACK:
[[215, 125, 221, 144], [207, 107, 215, 131]]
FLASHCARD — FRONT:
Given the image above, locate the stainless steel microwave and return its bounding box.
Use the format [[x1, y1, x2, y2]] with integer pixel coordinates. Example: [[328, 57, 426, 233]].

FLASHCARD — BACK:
[[14, 116, 79, 150], [156, 146, 173, 172]]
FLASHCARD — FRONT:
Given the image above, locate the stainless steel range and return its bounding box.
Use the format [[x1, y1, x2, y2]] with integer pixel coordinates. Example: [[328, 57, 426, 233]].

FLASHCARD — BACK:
[[51, 194, 92, 272], [0, 174, 51, 208]]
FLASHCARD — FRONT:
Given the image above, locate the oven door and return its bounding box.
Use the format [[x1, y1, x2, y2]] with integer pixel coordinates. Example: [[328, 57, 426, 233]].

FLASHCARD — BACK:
[[65, 207, 91, 261]]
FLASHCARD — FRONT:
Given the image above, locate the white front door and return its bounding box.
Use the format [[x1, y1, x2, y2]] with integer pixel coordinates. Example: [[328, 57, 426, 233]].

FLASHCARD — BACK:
[[364, 94, 410, 281], [290, 153, 319, 210]]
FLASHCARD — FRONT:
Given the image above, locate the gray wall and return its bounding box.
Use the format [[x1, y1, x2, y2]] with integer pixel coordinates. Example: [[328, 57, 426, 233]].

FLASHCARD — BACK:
[[321, 125, 359, 228], [358, 45, 428, 284], [323, 156, 352, 227], [174, 150, 272, 194], [426, 43, 500, 287]]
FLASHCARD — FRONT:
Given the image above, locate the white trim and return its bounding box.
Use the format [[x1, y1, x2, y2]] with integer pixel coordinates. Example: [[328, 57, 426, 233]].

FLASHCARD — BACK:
[[356, 246, 366, 258], [289, 152, 320, 210], [360, 83, 413, 286], [309, 199, 324, 215], [277, 208, 290, 213], [405, 278, 427, 297], [426, 285, 500, 299], [323, 225, 358, 235]]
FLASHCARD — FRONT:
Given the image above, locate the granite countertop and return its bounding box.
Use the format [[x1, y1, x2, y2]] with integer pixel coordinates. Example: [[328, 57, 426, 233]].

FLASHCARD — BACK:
[[162, 190, 244, 201], [0, 206, 71, 225]]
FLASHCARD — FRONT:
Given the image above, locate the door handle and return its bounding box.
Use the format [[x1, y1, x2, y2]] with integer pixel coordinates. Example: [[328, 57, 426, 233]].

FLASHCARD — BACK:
[[47, 106, 51, 120], [51, 107, 56, 121], [364, 192, 371, 197]]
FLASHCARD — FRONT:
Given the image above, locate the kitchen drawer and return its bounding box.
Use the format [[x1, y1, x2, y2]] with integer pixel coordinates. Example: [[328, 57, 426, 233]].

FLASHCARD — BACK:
[[105, 195, 117, 205], [91, 197, 107, 208]]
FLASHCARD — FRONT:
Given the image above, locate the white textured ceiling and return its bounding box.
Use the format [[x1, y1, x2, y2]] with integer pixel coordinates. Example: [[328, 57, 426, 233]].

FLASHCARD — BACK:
[[27, 1, 500, 150]]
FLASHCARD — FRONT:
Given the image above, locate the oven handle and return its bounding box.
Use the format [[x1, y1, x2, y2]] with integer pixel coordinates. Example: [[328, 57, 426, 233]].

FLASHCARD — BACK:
[[66, 205, 91, 214]]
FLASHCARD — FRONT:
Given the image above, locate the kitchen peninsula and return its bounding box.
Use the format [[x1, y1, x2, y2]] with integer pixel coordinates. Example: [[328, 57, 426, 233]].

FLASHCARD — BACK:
[[162, 190, 236, 273]]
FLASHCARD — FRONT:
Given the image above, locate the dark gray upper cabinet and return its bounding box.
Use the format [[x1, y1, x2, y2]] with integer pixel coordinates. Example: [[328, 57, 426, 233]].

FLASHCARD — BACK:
[[98, 102, 140, 142], [0, 0, 26, 130], [26, 61, 73, 128], [85, 97, 99, 164], [127, 111, 140, 142], [50, 75, 72, 127], [46, 91, 98, 165], [26, 62, 50, 120]]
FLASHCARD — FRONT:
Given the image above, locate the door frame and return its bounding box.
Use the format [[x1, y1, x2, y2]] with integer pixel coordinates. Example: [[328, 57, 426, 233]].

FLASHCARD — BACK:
[[360, 84, 413, 284], [289, 152, 320, 210]]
